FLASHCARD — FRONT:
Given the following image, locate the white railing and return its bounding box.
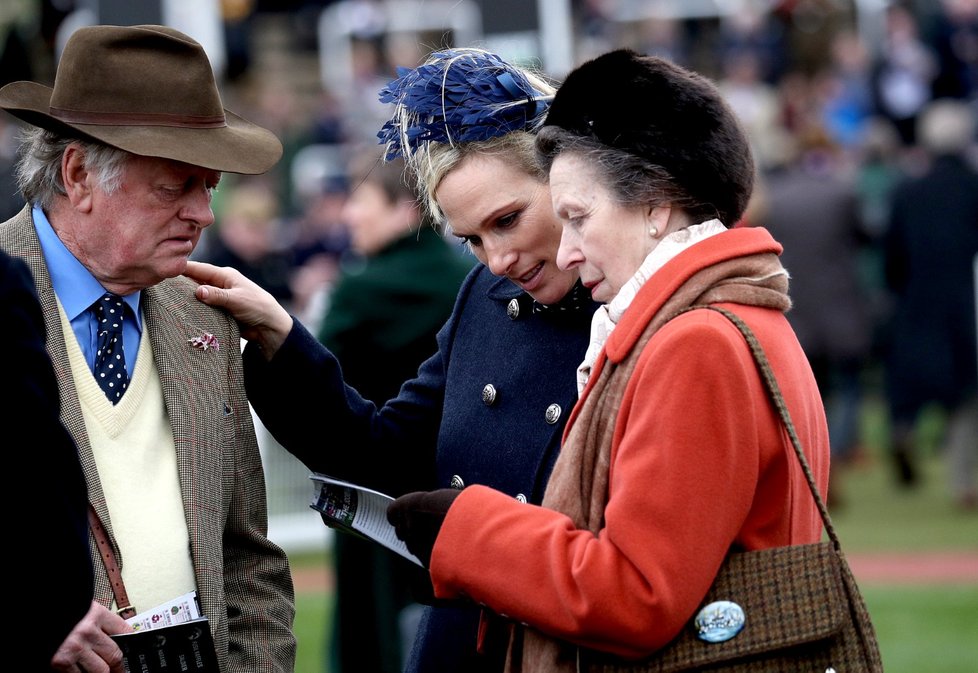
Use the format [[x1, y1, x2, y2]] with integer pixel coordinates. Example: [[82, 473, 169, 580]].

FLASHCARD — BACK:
[[253, 406, 333, 554]]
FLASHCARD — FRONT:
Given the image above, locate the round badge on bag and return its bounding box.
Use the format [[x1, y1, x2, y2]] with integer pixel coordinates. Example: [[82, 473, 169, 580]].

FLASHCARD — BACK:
[[694, 601, 745, 643]]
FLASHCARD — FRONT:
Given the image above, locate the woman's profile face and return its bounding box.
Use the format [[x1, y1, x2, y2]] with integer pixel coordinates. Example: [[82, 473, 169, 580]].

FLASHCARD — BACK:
[[436, 152, 579, 305], [550, 153, 655, 303]]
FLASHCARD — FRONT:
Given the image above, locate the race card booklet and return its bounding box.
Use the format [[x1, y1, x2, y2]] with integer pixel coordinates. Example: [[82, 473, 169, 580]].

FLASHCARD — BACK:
[[111, 617, 218, 673], [309, 473, 424, 567], [125, 590, 202, 632]]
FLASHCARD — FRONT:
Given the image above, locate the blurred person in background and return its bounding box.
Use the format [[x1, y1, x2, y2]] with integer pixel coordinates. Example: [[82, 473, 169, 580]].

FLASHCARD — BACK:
[[851, 117, 904, 377], [870, 3, 938, 146], [321, 152, 472, 673], [285, 173, 351, 328], [0, 114, 22, 220], [931, 0, 978, 102], [717, 49, 785, 173], [0, 1, 34, 221], [717, 2, 789, 85], [186, 48, 600, 673], [882, 98, 978, 506], [200, 180, 296, 304], [754, 121, 875, 506], [820, 28, 876, 152]]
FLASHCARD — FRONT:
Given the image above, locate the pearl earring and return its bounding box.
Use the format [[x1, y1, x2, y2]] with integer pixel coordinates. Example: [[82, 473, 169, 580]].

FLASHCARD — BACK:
[[649, 226, 659, 238]]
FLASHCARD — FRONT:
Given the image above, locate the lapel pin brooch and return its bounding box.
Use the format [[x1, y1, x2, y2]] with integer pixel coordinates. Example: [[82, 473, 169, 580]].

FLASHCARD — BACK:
[[189, 333, 220, 351]]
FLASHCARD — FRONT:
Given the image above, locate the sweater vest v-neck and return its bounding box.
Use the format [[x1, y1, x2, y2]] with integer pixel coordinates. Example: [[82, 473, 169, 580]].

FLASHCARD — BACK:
[[57, 300, 198, 613]]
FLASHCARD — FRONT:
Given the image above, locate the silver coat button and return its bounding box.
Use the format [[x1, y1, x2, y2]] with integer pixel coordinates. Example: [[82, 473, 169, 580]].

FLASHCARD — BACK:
[[507, 298, 520, 319], [450, 474, 465, 490], [482, 384, 498, 406], [515, 493, 527, 503], [545, 403, 562, 425]]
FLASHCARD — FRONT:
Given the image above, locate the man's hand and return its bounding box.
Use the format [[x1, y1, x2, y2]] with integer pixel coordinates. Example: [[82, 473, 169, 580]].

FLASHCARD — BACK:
[[184, 260, 294, 359], [50, 600, 131, 673]]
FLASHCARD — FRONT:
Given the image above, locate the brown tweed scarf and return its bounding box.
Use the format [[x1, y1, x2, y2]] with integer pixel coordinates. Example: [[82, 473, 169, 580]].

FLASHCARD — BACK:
[[508, 250, 791, 673]]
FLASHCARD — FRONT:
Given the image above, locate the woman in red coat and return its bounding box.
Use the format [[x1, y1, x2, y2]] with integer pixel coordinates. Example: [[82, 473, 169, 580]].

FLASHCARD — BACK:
[[388, 49, 831, 672]]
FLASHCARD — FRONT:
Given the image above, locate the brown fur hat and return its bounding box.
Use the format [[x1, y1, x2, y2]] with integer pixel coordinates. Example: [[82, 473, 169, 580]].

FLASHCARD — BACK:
[[544, 49, 754, 225]]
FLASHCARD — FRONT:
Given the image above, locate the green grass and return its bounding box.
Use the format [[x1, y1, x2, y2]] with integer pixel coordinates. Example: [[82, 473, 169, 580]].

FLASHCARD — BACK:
[[829, 395, 978, 552], [864, 585, 978, 673], [287, 391, 978, 673], [294, 590, 331, 673], [290, 585, 978, 673], [830, 445, 978, 552]]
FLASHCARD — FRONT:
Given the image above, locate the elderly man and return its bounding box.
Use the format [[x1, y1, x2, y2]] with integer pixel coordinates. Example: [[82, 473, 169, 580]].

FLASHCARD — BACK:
[[0, 25, 295, 672]]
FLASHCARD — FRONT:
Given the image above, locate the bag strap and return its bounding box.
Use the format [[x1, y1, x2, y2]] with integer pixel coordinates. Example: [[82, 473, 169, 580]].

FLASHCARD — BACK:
[[87, 504, 137, 619], [691, 306, 885, 671], [680, 306, 841, 551]]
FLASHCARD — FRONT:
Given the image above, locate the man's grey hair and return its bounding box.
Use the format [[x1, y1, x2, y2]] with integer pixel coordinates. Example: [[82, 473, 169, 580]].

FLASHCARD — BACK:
[[15, 127, 129, 209]]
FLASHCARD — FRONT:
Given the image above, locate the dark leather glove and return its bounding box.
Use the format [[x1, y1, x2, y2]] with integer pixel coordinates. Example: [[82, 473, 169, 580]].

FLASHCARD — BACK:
[[387, 489, 460, 568]]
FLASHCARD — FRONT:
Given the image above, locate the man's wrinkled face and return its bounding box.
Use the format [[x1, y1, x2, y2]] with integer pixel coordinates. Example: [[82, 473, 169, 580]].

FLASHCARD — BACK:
[[78, 154, 220, 292]]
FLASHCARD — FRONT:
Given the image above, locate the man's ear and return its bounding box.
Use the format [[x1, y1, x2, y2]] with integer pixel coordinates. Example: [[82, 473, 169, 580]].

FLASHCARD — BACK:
[[62, 144, 94, 213]]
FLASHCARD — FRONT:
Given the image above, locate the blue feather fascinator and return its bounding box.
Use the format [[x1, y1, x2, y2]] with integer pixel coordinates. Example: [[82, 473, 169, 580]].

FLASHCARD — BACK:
[[378, 48, 553, 160]]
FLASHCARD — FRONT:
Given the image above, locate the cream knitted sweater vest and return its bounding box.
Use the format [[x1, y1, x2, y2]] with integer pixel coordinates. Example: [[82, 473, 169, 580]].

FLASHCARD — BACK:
[[58, 302, 197, 612]]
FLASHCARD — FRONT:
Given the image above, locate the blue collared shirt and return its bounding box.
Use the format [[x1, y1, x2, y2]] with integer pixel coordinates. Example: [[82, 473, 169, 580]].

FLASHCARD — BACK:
[[34, 204, 143, 375]]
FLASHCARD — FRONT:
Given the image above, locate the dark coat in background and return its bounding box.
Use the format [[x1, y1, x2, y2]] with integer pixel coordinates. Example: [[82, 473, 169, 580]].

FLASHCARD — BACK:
[[759, 164, 874, 367], [244, 263, 599, 673], [756, 162, 875, 458], [883, 154, 978, 420], [317, 227, 473, 673], [319, 228, 473, 403]]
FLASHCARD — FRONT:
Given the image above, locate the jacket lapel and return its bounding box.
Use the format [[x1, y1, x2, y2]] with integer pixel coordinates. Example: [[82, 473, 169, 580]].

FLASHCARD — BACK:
[[142, 282, 225, 613], [1, 207, 223, 610]]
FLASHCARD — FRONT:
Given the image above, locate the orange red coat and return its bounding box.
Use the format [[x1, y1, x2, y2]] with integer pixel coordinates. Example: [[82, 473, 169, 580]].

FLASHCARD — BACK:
[[429, 228, 830, 659]]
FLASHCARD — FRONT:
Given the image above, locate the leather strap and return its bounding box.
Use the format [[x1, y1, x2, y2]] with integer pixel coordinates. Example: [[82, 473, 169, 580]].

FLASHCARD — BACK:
[[87, 505, 136, 619]]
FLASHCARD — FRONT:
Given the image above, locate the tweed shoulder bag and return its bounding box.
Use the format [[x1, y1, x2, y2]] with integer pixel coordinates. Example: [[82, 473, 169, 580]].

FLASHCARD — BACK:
[[585, 306, 884, 673]]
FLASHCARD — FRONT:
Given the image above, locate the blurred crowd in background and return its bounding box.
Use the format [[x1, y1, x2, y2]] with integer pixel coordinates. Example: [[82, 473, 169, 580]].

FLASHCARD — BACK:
[[2, 0, 976, 511]]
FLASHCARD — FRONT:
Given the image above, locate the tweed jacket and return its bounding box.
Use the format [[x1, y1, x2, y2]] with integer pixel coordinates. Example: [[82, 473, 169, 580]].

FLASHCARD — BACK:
[[0, 206, 296, 673], [244, 263, 599, 673]]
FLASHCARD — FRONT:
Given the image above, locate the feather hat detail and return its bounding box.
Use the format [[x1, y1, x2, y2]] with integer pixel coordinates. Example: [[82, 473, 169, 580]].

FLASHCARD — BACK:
[[377, 48, 553, 161]]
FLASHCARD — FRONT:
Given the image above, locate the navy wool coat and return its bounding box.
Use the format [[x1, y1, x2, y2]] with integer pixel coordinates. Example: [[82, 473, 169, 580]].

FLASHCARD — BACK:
[[244, 263, 598, 673]]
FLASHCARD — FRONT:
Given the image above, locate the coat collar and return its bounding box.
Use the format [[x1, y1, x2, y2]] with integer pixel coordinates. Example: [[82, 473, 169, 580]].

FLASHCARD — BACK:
[[605, 227, 782, 364], [485, 272, 524, 301]]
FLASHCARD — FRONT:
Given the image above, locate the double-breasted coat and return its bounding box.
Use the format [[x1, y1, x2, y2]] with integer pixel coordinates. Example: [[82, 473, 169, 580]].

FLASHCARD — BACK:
[[318, 227, 472, 673], [244, 263, 599, 673], [0, 206, 296, 673]]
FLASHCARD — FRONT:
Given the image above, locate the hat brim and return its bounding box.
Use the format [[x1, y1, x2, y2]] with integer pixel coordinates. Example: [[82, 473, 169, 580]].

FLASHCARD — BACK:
[[0, 81, 282, 175]]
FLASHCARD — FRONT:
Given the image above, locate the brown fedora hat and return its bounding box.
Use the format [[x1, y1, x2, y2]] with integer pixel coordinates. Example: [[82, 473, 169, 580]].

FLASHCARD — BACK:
[[0, 24, 282, 175]]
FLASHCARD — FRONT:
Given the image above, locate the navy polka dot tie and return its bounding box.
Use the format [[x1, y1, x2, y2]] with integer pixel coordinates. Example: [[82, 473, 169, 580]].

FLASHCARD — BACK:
[[93, 293, 130, 404]]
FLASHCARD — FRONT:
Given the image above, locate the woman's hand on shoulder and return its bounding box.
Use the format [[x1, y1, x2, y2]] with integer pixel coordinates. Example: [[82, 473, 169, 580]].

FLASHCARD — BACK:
[[185, 260, 293, 359]]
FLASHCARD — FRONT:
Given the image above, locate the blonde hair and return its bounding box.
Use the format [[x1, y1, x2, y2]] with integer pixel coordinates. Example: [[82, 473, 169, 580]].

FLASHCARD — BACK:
[[414, 128, 548, 225], [380, 47, 556, 226]]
